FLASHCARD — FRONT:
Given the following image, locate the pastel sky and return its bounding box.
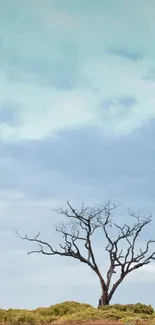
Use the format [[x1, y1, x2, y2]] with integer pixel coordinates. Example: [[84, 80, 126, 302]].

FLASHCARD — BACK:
[[0, 0, 155, 309]]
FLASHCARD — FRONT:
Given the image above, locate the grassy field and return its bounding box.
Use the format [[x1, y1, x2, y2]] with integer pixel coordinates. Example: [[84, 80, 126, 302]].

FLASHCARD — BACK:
[[0, 301, 155, 325]]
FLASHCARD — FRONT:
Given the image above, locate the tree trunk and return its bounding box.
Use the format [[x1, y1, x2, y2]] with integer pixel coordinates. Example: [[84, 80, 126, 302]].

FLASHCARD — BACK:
[[102, 291, 109, 305], [98, 279, 110, 307], [98, 291, 109, 307]]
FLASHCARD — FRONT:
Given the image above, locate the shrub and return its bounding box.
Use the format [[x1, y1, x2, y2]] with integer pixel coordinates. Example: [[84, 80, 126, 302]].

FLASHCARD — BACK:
[[12, 313, 40, 325], [99, 304, 154, 314], [36, 301, 93, 317], [0, 301, 154, 324], [54, 308, 103, 324]]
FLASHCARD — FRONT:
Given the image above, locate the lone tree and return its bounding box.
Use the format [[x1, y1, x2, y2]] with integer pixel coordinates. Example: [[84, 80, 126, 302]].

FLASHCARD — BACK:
[[16, 201, 155, 306]]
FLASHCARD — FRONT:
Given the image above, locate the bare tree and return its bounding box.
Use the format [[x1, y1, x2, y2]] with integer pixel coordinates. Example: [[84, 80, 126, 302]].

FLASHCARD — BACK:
[[16, 201, 155, 306]]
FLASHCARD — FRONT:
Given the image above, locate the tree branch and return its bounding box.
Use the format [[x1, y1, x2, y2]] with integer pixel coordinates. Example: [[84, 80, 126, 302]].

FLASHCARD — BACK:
[[16, 201, 155, 305]]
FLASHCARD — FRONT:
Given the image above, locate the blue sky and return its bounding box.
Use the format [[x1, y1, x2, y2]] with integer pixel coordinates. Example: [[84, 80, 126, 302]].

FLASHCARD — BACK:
[[0, 0, 155, 309]]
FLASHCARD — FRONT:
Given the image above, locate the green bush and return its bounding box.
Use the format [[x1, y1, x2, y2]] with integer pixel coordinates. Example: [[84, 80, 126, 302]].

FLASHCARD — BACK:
[[99, 304, 154, 317], [12, 313, 40, 325], [43, 314, 60, 323], [0, 301, 154, 324], [0, 310, 41, 325], [0, 308, 7, 322], [100, 310, 126, 320], [49, 301, 93, 316], [35, 301, 93, 317], [110, 303, 154, 315], [54, 308, 103, 324]]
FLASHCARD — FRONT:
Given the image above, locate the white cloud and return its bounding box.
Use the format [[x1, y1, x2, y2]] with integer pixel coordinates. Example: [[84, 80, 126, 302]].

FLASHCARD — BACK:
[[1, 54, 155, 141], [82, 55, 155, 136], [31, 5, 79, 31], [0, 78, 96, 140], [1, 0, 155, 142]]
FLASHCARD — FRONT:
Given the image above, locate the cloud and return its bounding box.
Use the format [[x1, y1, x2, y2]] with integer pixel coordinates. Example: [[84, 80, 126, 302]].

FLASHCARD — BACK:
[[30, 4, 80, 31], [1, 58, 155, 140], [107, 47, 143, 62], [143, 68, 155, 81], [0, 1, 155, 142], [100, 95, 137, 111], [0, 101, 20, 126], [1, 46, 79, 90], [0, 81, 96, 140], [2, 120, 155, 211], [118, 96, 138, 107]]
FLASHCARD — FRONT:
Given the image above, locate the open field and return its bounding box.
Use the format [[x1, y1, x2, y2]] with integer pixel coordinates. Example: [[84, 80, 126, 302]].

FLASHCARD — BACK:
[[0, 302, 155, 325]]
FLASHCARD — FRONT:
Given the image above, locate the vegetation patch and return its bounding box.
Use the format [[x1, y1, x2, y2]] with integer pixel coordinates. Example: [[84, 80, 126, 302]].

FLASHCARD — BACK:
[[0, 302, 154, 325]]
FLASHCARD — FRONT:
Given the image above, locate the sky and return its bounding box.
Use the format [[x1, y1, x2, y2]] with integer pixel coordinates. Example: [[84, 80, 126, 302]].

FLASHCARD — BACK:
[[0, 0, 155, 309]]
